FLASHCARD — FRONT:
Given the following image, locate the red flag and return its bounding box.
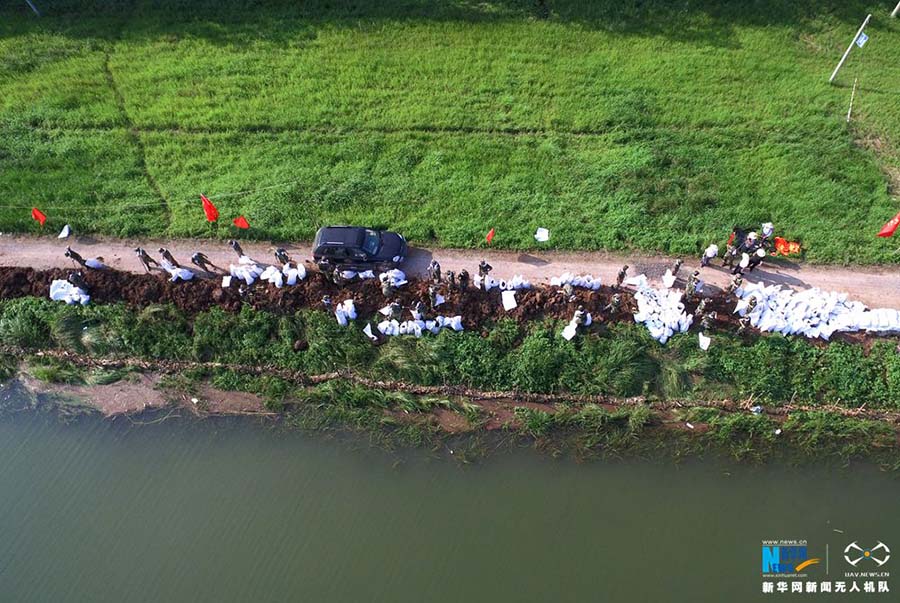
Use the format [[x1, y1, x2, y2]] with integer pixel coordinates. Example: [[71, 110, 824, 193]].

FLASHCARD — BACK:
[[31, 207, 46, 227], [486, 228, 495, 244], [726, 231, 735, 246], [233, 215, 250, 229], [877, 210, 900, 238], [200, 194, 218, 222]]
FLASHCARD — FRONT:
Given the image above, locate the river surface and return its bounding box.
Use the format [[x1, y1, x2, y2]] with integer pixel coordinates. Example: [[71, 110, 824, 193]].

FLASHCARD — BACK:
[[1, 395, 898, 602]]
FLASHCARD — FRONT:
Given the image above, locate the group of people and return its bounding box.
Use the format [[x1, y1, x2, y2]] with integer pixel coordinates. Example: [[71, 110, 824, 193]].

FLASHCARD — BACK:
[[58, 222, 778, 339]]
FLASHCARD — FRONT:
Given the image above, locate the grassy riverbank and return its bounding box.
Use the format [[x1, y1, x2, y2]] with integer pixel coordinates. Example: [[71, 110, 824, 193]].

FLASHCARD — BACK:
[[2, 1, 899, 261], [3, 297, 900, 466]]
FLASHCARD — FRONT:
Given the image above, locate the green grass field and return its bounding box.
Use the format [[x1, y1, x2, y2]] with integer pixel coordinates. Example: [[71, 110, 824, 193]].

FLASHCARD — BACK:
[[1, 0, 898, 262]]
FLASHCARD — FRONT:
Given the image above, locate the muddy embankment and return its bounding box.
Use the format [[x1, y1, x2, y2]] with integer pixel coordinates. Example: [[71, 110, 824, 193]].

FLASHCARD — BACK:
[[0, 265, 749, 331]]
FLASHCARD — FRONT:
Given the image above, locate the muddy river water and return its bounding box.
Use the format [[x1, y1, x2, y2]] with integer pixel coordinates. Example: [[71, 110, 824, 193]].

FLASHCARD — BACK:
[[1, 392, 898, 602]]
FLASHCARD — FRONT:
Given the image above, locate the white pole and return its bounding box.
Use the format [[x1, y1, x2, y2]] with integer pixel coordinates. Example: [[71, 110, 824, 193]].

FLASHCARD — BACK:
[[847, 77, 858, 122], [24, 0, 41, 16], [829, 14, 871, 84], [892, 2, 900, 18]]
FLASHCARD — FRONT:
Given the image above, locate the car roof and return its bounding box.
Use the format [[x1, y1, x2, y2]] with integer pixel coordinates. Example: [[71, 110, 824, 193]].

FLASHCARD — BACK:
[[316, 226, 366, 247]]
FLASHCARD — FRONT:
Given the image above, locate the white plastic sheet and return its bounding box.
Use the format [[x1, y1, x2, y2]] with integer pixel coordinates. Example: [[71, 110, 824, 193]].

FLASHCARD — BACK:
[[49, 280, 90, 305]]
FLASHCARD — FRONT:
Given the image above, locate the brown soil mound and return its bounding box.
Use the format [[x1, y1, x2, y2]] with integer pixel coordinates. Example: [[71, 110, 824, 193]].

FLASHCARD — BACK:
[[0, 265, 742, 331]]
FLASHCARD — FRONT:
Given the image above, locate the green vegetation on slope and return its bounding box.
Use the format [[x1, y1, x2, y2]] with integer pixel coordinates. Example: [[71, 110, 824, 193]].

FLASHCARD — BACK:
[[5, 297, 900, 410], [1, 1, 898, 261]]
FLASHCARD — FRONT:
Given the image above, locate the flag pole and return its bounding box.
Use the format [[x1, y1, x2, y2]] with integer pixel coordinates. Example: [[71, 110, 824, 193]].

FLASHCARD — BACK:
[[892, 2, 900, 18], [846, 77, 858, 123], [829, 14, 871, 84]]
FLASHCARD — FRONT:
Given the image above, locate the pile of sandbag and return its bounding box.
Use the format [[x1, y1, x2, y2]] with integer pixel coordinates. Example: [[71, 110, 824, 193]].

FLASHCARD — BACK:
[[160, 260, 195, 282], [334, 300, 358, 326], [49, 280, 90, 305], [376, 315, 464, 338], [735, 282, 900, 339], [380, 269, 408, 288], [550, 272, 602, 290], [475, 274, 531, 291], [259, 263, 308, 288], [339, 269, 375, 281], [630, 276, 693, 344], [229, 256, 263, 285]]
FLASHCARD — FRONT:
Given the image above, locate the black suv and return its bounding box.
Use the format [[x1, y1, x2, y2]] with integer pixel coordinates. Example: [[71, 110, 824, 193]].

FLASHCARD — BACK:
[[312, 226, 407, 271]]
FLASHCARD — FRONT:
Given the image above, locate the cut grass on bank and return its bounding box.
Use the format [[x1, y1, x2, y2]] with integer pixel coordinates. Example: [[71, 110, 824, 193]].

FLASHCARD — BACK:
[[1, 1, 898, 261]]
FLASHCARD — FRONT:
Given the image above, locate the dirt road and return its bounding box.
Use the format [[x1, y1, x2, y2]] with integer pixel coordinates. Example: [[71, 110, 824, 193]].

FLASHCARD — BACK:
[[2, 233, 899, 309]]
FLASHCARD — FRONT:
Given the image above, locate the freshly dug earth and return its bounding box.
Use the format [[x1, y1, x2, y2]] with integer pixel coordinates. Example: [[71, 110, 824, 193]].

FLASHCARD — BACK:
[[0, 265, 744, 331]]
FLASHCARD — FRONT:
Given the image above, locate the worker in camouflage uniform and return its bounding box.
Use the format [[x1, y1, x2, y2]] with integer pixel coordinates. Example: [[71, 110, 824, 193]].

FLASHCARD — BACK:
[[381, 274, 395, 298], [605, 293, 622, 314], [228, 239, 244, 258], [274, 248, 291, 265], [700, 311, 717, 332], [685, 270, 700, 299], [428, 285, 438, 310], [615, 265, 628, 290], [726, 274, 743, 296], [670, 259, 683, 276], [458, 269, 470, 290], [64, 246, 87, 268], [573, 305, 587, 327], [191, 252, 217, 273], [693, 298, 708, 318], [322, 295, 334, 312], [428, 260, 441, 283], [446, 270, 456, 290], [158, 247, 180, 267], [67, 270, 89, 291], [389, 301, 402, 321], [412, 300, 426, 320], [478, 260, 492, 278], [737, 315, 751, 336], [134, 247, 159, 272]]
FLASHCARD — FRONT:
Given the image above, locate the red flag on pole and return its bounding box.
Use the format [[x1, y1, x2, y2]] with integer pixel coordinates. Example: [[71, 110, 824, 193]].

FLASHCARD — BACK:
[[877, 210, 900, 238], [200, 194, 218, 222], [233, 215, 250, 230], [486, 228, 495, 244], [773, 237, 802, 255], [31, 207, 46, 227]]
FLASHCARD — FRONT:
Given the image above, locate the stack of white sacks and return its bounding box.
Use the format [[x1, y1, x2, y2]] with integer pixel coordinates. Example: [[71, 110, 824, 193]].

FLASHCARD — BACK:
[[259, 263, 308, 288], [49, 280, 90, 305], [229, 256, 264, 285], [475, 274, 531, 291], [334, 300, 357, 326], [549, 272, 602, 290], [735, 282, 900, 339], [377, 315, 464, 338], [628, 274, 693, 344]]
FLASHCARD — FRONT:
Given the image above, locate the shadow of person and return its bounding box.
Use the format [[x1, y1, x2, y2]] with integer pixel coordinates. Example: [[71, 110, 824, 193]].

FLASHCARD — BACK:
[[403, 247, 433, 277], [745, 267, 809, 289]]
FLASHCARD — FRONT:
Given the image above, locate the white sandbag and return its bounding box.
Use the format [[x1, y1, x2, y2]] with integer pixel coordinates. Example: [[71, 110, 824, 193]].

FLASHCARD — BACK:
[[434, 294, 445, 307], [84, 258, 106, 270], [283, 263, 306, 285], [362, 323, 378, 341], [698, 332, 711, 351], [260, 266, 284, 288], [161, 260, 194, 282], [501, 290, 517, 311], [229, 256, 263, 285], [662, 270, 676, 289], [357, 270, 375, 280], [631, 275, 693, 344], [562, 324, 577, 341], [221, 276, 232, 288], [703, 244, 719, 259], [550, 272, 601, 290], [380, 269, 407, 288], [57, 224, 72, 239], [534, 227, 550, 242], [739, 253, 750, 269], [49, 279, 90, 305], [339, 299, 357, 320]]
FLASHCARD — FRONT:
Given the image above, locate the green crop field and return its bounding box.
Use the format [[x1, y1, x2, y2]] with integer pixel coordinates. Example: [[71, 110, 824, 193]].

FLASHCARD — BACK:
[[1, 0, 898, 262]]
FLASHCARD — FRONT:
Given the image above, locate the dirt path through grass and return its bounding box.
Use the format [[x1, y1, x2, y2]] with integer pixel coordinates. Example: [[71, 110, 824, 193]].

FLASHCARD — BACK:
[[2, 234, 899, 309]]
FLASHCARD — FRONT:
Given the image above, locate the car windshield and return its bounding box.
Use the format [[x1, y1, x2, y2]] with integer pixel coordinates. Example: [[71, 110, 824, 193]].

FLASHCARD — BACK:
[[362, 230, 380, 255]]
